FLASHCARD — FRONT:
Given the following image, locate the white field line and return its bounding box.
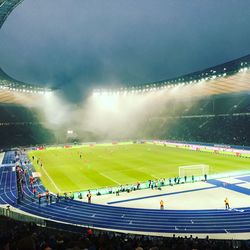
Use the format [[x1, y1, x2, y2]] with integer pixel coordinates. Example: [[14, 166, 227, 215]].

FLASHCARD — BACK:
[[40, 166, 61, 193], [99, 172, 121, 185]]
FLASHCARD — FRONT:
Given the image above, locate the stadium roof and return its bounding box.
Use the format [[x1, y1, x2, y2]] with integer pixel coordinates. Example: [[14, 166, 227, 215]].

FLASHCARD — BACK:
[[0, 67, 51, 93], [1, 0, 250, 101], [0, 0, 52, 104], [0, 0, 23, 30], [0, 66, 52, 104], [94, 54, 250, 97]]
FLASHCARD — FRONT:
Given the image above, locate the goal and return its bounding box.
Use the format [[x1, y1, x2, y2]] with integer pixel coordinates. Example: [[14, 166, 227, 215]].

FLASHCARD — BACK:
[[179, 164, 209, 178]]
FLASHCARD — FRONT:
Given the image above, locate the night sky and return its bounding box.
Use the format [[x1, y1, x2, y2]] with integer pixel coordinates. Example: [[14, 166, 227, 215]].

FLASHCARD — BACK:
[[0, 0, 250, 102]]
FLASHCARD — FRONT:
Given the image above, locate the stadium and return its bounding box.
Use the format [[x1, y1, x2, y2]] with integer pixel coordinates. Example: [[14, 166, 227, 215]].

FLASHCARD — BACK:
[[1, 0, 250, 249]]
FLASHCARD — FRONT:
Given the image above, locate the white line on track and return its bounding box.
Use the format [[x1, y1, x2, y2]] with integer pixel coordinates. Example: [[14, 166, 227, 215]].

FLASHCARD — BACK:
[[18, 202, 35, 209]]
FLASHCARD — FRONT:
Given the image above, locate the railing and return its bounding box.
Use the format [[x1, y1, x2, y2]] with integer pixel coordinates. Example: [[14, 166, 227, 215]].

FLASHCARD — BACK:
[[0, 205, 89, 233], [0, 206, 46, 226]]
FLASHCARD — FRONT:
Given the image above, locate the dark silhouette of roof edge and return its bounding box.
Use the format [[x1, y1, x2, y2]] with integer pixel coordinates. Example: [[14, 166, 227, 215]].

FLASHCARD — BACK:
[[0, 0, 53, 91], [1, 0, 249, 92], [0, 0, 23, 30], [131, 54, 250, 88]]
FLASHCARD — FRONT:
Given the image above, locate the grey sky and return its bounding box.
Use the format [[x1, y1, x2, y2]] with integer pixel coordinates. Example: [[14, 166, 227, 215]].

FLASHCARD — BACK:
[[0, 0, 250, 102]]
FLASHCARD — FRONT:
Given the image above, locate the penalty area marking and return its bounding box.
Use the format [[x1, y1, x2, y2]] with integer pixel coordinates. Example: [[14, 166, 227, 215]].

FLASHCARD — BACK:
[[99, 172, 121, 185], [40, 166, 61, 193]]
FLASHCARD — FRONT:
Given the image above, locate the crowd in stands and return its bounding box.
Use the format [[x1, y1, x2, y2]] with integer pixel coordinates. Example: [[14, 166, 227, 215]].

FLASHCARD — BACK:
[[1, 216, 250, 250], [0, 93, 250, 147], [0, 123, 54, 148], [0, 105, 54, 148], [157, 115, 250, 146], [139, 93, 250, 146], [142, 92, 250, 146]]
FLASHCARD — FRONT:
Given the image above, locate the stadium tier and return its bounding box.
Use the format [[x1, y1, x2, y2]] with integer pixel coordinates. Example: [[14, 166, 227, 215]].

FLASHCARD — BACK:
[[93, 54, 250, 97], [140, 92, 250, 146], [0, 67, 54, 147]]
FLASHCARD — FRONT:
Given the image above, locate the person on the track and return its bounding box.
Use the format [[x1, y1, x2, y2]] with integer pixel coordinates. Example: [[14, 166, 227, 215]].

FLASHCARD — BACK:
[[87, 192, 92, 203], [224, 197, 230, 209], [160, 200, 164, 210]]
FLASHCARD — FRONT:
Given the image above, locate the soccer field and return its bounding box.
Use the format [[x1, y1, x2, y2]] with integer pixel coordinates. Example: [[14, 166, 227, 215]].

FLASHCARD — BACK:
[[29, 143, 250, 193]]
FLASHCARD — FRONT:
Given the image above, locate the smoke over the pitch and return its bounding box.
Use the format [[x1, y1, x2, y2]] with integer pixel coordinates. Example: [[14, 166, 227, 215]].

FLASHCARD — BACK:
[[79, 82, 206, 139], [23, 81, 207, 142]]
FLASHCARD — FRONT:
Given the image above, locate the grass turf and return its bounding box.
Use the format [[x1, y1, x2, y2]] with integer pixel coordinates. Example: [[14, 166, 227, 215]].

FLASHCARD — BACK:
[[28, 143, 250, 193]]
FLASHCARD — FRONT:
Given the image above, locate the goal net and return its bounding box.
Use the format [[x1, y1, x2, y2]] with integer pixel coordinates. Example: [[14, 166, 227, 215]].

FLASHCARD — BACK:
[[179, 164, 209, 178]]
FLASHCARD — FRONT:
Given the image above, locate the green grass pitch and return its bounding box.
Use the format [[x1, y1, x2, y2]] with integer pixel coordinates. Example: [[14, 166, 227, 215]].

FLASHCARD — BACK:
[[28, 143, 250, 193]]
